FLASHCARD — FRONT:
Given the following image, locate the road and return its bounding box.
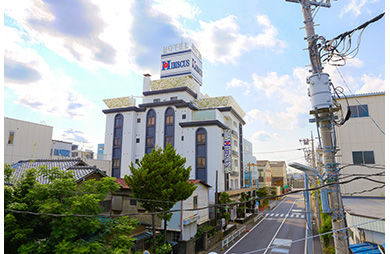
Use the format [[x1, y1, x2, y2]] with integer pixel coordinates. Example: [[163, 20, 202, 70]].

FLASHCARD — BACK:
[[225, 193, 307, 254]]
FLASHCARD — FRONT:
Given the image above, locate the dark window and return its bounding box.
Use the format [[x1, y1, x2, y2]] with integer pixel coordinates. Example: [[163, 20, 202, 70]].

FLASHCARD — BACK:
[[137, 118, 141, 123], [115, 116, 122, 127], [147, 116, 155, 126], [170, 96, 178, 101], [196, 128, 207, 182], [193, 196, 198, 209], [135, 159, 139, 164], [164, 107, 175, 148], [182, 114, 186, 119], [72, 152, 78, 157], [197, 157, 206, 167], [352, 151, 375, 164], [145, 109, 156, 154], [197, 133, 206, 143], [165, 136, 173, 145], [136, 138, 140, 143], [153, 99, 160, 103], [8, 131, 15, 145], [146, 137, 154, 146], [130, 199, 137, 206], [112, 114, 123, 177], [349, 104, 369, 118], [181, 136, 184, 141], [166, 115, 173, 125]]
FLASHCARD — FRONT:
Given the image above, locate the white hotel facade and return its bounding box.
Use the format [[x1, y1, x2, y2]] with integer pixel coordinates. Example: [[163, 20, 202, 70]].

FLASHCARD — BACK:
[[102, 43, 247, 202]]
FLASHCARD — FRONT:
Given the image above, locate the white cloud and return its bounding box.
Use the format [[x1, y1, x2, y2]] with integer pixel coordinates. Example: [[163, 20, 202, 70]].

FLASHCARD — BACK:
[[227, 78, 249, 89], [356, 74, 385, 93], [251, 130, 272, 142], [189, 15, 286, 64], [54, 128, 99, 152], [340, 0, 379, 17], [4, 27, 93, 119], [151, 0, 200, 22]]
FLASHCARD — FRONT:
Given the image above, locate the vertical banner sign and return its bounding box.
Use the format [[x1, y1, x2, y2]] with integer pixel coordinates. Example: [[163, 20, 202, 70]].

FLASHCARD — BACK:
[[224, 129, 232, 173]]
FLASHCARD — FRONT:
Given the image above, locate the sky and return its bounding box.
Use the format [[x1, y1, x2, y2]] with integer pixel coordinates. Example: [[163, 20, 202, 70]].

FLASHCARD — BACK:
[[3, 0, 386, 168]]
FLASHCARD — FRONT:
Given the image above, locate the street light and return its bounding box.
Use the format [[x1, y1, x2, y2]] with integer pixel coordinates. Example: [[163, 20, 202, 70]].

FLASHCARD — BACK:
[[288, 162, 331, 254]]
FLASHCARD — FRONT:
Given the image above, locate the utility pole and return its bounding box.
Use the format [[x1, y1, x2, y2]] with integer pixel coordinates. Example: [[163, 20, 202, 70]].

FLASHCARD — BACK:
[[287, 0, 350, 253]]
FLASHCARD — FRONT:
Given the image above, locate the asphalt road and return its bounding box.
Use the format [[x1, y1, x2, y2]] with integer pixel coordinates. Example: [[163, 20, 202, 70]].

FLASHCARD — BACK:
[[225, 193, 307, 254]]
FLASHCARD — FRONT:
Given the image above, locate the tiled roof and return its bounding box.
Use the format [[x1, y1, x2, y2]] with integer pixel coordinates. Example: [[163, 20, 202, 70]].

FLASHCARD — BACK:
[[257, 160, 269, 167], [115, 178, 130, 189], [189, 179, 211, 188], [8, 158, 106, 185]]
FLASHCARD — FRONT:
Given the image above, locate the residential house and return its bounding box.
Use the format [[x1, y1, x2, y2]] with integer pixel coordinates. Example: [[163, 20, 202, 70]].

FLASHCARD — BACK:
[[257, 160, 272, 187], [269, 161, 287, 189]]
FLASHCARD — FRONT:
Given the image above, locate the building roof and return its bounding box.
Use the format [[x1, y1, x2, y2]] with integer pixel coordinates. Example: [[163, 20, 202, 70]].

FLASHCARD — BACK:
[[189, 179, 211, 188], [350, 242, 384, 254], [257, 160, 269, 167], [115, 178, 130, 189], [342, 197, 385, 219], [338, 91, 384, 99], [8, 158, 107, 185], [269, 161, 286, 167]]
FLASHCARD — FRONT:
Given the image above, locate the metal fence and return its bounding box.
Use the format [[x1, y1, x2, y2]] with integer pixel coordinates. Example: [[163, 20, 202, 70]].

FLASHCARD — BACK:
[[221, 225, 247, 249]]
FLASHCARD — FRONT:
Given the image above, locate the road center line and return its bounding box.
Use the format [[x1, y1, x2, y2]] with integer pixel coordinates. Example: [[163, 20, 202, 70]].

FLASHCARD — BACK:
[[263, 199, 298, 254]]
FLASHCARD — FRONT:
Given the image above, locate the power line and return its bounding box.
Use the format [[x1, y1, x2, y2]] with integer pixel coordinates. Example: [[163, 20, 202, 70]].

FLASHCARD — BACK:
[[5, 174, 385, 218], [335, 66, 385, 135], [343, 184, 385, 196]]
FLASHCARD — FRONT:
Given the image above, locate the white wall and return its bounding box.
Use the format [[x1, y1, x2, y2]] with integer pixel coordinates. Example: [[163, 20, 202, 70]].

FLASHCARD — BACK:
[[4, 118, 53, 164]]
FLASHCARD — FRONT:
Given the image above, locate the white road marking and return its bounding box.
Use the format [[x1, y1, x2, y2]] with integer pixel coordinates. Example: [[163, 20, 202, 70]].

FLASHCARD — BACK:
[[263, 199, 298, 254]]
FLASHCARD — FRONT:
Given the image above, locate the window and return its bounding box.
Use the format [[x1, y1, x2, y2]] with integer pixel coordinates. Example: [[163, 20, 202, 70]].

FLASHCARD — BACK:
[[113, 159, 120, 167], [193, 196, 198, 209], [145, 109, 156, 154], [135, 159, 139, 164], [136, 138, 140, 143], [197, 157, 206, 167], [146, 137, 154, 146], [130, 199, 137, 206], [164, 107, 175, 148], [115, 116, 122, 127], [181, 136, 184, 141], [147, 116, 155, 126], [182, 114, 186, 119], [170, 96, 178, 101], [165, 115, 173, 125], [153, 98, 160, 103], [195, 128, 207, 182], [114, 138, 121, 146], [72, 152, 78, 157], [349, 104, 369, 118], [234, 140, 238, 147], [8, 131, 15, 145], [165, 136, 173, 145], [197, 133, 206, 143], [352, 151, 375, 164], [137, 118, 141, 123]]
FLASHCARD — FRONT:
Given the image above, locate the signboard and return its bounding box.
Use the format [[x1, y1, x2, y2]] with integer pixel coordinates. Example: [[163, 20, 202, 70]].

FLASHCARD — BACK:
[[161, 43, 203, 85], [224, 129, 232, 173]]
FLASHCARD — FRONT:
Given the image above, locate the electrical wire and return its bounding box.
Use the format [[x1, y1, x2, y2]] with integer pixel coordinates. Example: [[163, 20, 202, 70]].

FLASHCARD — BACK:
[[343, 184, 385, 196], [5, 174, 385, 218], [334, 66, 385, 135]]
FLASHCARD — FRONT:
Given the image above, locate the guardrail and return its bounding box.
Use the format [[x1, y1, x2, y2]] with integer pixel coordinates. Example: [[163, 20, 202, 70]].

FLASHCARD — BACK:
[[221, 225, 247, 249]]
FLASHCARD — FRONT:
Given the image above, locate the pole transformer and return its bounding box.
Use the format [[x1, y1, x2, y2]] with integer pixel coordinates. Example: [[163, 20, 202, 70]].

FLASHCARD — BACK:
[[287, 0, 350, 253]]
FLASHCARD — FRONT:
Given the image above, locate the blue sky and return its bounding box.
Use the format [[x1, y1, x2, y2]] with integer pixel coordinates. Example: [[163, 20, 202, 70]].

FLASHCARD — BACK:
[[4, 0, 385, 165]]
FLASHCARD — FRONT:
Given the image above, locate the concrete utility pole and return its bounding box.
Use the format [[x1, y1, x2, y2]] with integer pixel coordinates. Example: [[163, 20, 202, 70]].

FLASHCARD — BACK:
[[287, 0, 350, 253]]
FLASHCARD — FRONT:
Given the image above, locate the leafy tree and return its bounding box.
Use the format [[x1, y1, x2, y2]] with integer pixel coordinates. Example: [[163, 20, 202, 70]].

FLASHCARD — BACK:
[[256, 187, 269, 207], [4, 165, 138, 254], [219, 192, 232, 224], [124, 144, 196, 252], [237, 192, 249, 218]]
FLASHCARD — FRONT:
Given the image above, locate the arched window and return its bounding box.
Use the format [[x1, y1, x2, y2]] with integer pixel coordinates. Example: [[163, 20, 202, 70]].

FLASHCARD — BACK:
[[196, 128, 207, 182], [164, 107, 175, 148], [145, 109, 156, 154], [112, 114, 123, 178]]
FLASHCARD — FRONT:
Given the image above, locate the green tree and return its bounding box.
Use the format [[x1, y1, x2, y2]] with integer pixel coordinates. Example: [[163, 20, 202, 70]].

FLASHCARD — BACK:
[[4, 165, 138, 254], [124, 144, 196, 252], [219, 192, 232, 224]]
